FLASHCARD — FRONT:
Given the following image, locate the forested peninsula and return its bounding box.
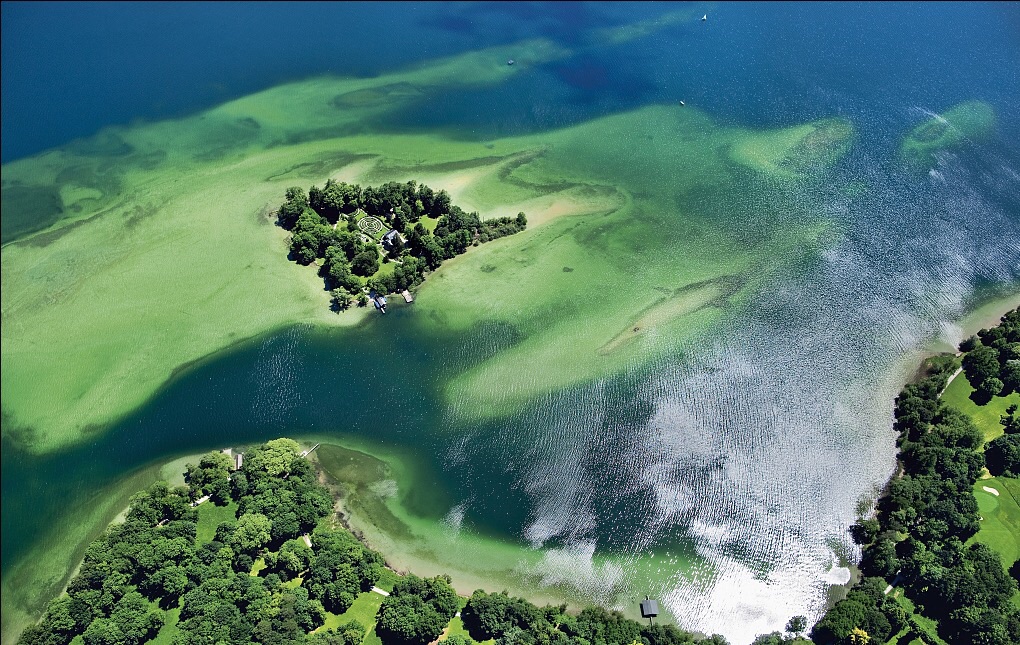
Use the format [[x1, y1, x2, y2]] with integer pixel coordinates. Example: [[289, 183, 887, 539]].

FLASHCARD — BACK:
[[277, 180, 527, 311], [17, 439, 729, 645]]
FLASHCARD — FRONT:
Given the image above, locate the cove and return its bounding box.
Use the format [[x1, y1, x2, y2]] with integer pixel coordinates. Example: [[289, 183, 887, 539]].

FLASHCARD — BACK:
[[0, 312, 714, 639]]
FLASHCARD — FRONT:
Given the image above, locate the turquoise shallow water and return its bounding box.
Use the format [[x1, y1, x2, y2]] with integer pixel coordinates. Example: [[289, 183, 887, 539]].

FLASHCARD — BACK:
[[3, 3, 1020, 643]]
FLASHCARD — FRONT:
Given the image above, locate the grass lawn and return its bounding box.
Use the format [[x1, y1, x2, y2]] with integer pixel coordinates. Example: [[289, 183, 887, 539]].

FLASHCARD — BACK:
[[375, 568, 401, 593], [887, 589, 946, 645], [373, 260, 396, 280], [970, 477, 1020, 571], [971, 477, 1020, 609], [149, 607, 181, 645], [941, 372, 1019, 443], [251, 557, 267, 576], [318, 591, 385, 642], [420, 215, 440, 233], [442, 616, 495, 645], [195, 500, 238, 543]]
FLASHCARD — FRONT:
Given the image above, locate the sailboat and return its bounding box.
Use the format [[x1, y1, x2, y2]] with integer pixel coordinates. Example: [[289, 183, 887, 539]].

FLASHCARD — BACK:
[[702, 14, 707, 22]]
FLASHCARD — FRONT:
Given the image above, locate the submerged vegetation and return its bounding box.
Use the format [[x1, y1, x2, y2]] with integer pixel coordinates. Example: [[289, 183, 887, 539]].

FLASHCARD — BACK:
[[278, 179, 526, 310], [898, 100, 996, 170], [815, 309, 1020, 645]]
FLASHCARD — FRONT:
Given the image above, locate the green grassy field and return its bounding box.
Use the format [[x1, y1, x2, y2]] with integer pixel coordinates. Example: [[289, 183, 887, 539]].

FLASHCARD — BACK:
[[942, 372, 1020, 442], [442, 615, 497, 644], [148, 607, 181, 645], [195, 500, 238, 543], [317, 591, 385, 642], [971, 477, 1020, 570], [885, 589, 947, 645], [375, 568, 401, 593]]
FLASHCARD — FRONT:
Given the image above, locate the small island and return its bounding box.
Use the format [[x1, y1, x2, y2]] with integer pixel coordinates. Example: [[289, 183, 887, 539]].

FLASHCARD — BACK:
[[277, 180, 527, 312]]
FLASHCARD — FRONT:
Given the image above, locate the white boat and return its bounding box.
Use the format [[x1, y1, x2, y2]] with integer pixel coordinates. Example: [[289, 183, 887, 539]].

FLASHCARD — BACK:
[[702, 14, 707, 22]]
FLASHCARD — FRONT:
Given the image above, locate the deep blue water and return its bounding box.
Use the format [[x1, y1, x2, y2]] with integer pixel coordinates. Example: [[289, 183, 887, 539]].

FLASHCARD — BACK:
[[4, 2, 1020, 162]]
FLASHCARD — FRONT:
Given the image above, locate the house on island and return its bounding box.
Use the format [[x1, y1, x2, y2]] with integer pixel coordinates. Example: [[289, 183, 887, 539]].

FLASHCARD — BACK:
[[381, 229, 404, 253]]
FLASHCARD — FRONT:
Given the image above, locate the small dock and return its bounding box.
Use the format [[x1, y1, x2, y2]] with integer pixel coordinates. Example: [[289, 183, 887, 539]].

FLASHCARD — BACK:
[[401, 290, 414, 303], [300, 443, 320, 458]]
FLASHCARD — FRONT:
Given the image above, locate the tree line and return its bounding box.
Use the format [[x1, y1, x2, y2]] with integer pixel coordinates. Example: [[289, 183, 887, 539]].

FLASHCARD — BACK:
[[16, 436, 735, 645], [458, 589, 731, 645], [812, 308, 1020, 644], [277, 179, 527, 311]]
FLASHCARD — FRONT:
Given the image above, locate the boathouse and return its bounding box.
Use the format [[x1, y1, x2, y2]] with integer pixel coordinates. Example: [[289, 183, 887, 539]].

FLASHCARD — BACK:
[[640, 598, 658, 625]]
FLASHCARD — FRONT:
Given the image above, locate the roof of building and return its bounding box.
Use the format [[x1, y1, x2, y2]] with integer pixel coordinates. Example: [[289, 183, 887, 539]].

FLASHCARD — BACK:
[[639, 599, 659, 618]]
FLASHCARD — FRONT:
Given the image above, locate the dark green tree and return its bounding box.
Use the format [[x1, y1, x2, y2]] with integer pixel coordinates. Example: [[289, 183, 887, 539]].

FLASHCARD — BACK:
[[351, 249, 380, 277]]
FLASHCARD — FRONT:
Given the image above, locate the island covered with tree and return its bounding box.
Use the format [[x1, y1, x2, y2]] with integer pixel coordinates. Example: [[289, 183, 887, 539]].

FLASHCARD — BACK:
[[277, 180, 527, 311]]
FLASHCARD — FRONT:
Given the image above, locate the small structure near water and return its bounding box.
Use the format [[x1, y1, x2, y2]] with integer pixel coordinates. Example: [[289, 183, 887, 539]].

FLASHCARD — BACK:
[[369, 290, 388, 314], [221, 447, 243, 471], [639, 597, 659, 626], [401, 290, 414, 303]]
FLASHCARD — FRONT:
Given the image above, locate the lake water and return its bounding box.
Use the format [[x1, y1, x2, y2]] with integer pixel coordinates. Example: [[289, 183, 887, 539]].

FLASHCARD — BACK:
[[3, 3, 1020, 643]]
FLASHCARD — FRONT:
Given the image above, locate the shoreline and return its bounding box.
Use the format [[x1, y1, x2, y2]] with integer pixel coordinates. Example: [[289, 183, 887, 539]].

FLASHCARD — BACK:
[[822, 288, 1020, 611], [0, 451, 206, 645]]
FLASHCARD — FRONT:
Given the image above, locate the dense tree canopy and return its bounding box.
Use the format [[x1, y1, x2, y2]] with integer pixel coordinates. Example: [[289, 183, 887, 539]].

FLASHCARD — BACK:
[[376, 575, 459, 645]]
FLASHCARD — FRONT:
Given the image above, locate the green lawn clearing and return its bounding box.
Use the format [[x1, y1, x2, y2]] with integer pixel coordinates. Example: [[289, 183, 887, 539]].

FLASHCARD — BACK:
[[942, 371, 1019, 443], [195, 500, 238, 543], [318, 590, 385, 642], [970, 477, 1020, 572]]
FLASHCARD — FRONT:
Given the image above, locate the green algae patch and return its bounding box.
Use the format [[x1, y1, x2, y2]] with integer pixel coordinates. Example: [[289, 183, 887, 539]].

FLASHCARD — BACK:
[[409, 105, 845, 421], [729, 117, 854, 179], [0, 38, 571, 455], [899, 100, 996, 170]]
